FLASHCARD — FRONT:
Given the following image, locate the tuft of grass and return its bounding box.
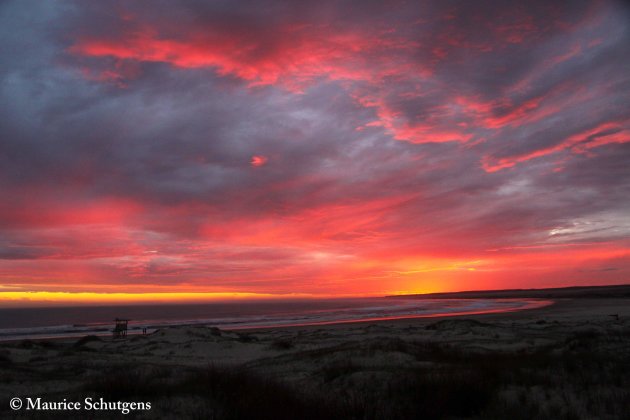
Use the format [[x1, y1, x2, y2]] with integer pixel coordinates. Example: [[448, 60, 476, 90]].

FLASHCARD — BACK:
[[84, 366, 172, 399], [73, 335, 102, 348], [236, 332, 258, 343], [38, 340, 57, 349], [407, 367, 497, 418], [0, 352, 11, 365], [183, 365, 343, 420], [321, 359, 359, 382], [564, 329, 603, 350], [270, 338, 294, 350], [18, 339, 34, 349], [80, 364, 344, 420]]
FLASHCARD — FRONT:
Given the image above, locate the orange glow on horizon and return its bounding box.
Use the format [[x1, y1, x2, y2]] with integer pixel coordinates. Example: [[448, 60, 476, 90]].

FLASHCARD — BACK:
[[2, 243, 628, 306], [0, 291, 334, 307]]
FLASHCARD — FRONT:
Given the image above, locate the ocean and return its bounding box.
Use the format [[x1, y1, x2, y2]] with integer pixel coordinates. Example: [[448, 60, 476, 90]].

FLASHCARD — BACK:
[[0, 297, 551, 341]]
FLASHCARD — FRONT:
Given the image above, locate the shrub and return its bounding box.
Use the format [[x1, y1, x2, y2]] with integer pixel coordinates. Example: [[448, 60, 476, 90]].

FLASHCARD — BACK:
[[270, 339, 294, 350]]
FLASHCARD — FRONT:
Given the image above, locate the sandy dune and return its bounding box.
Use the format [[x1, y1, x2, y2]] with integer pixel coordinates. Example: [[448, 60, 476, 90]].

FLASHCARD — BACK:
[[1, 298, 629, 419]]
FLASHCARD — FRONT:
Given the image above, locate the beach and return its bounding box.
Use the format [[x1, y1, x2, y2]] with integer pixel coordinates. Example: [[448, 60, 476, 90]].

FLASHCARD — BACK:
[[0, 297, 553, 342], [1, 293, 629, 419]]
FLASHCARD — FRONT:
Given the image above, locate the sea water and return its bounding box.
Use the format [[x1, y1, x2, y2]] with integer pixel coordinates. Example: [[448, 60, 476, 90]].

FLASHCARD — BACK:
[[0, 298, 552, 341]]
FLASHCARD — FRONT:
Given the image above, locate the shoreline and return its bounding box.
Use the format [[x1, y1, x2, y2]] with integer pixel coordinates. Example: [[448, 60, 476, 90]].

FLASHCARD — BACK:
[[4, 294, 628, 345], [0, 297, 555, 344]]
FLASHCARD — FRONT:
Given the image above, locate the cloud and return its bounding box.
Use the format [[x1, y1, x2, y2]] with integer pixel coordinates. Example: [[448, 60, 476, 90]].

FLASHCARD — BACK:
[[482, 119, 630, 172], [0, 0, 629, 296], [250, 155, 268, 167]]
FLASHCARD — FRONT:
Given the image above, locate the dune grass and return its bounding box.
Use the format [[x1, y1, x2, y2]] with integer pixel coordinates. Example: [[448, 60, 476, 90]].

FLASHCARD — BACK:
[[72, 330, 630, 420]]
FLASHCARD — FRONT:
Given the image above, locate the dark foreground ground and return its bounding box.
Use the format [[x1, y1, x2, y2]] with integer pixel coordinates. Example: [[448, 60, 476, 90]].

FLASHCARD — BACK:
[[1, 295, 630, 419]]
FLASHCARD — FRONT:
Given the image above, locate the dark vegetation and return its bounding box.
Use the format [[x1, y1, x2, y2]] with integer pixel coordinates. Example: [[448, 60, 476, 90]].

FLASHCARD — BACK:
[[236, 332, 258, 343], [270, 338, 294, 350], [2, 320, 629, 419], [73, 335, 102, 347], [81, 364, 345, 420], [67, 330, 630, 419]]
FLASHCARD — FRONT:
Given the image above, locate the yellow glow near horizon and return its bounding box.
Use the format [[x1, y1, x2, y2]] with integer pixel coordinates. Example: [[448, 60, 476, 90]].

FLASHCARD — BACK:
[[0, 291, 315, 306]]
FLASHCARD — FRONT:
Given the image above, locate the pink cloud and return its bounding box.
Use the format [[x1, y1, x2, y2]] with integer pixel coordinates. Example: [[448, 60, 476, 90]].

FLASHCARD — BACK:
[[250, 155, 268, 167]]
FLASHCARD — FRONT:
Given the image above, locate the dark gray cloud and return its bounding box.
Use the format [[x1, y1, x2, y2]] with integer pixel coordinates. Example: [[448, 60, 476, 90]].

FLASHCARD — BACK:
[[0, 0, 629, 294]]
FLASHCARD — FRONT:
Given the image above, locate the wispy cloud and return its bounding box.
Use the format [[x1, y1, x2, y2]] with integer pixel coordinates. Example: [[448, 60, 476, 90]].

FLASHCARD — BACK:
[[0, 0, 629, 298]]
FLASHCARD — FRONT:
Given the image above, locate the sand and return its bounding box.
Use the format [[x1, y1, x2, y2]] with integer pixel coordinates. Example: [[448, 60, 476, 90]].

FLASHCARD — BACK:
[[1, 297, 629, 419]]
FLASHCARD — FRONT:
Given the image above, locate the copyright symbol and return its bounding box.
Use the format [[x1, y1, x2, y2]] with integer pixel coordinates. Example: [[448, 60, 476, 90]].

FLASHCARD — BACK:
[[10, 397, 22, 410]]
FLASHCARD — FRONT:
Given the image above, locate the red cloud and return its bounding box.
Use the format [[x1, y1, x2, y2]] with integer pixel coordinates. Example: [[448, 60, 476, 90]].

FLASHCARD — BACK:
[[69, 23, 417, 90], [66, 4, 603, 150], [68, 20, 458, 144], [250, 155, 268, 167], [482, 120, 630, 172]]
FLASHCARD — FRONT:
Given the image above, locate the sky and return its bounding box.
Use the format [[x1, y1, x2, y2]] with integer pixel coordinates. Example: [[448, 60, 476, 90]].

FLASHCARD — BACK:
[[1, 0, 629, 305]]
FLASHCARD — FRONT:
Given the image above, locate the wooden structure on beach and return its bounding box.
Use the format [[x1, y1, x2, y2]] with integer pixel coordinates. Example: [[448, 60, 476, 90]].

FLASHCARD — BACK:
[[113, 318, 129, 338]]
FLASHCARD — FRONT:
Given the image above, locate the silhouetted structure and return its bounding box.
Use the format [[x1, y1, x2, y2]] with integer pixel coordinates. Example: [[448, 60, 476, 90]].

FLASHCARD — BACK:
[[113, 318, 129, 338]]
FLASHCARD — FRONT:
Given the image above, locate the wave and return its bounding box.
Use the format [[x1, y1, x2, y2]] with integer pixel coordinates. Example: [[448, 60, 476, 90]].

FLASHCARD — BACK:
[[0, 298, 552, 342]]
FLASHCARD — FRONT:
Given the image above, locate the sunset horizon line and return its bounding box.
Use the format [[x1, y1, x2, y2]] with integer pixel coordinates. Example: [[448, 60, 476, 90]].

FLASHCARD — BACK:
[[1, 282, 627, 308]]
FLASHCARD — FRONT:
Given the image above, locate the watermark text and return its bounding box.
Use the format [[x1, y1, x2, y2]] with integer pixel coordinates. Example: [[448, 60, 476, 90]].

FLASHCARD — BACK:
[[9, 397, 151, 415]]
